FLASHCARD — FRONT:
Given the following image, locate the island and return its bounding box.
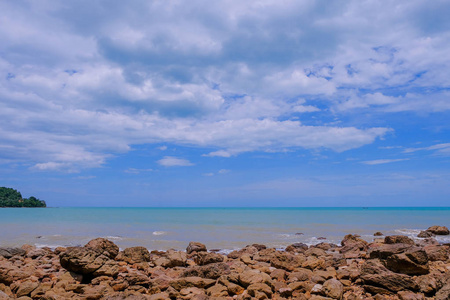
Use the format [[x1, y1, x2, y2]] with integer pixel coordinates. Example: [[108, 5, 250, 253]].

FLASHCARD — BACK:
[[0, 187, 46, 207]]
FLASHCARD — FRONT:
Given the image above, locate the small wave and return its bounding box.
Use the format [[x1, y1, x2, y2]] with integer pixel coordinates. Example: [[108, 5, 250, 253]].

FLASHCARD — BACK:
[[35, 243, 64, 250], [394, 229, 422, 236], [104, 236, 123, 240], [152, 231, 167, 236]]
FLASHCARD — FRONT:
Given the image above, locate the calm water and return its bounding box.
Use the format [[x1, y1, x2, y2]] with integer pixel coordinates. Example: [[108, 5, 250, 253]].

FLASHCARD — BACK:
[[1, 207, 449, 251]]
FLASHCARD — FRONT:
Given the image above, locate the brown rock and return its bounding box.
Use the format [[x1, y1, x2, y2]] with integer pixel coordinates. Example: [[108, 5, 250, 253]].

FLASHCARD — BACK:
[[368, 243, 413, 259], [435, 282, 450, 300], [426, 226, 449, 235], [247, 283, 273, 298], [305, 248, 327, 257], [322, 278, 343, 299], [340, 234, 368, 253], [181, 262, 230, 279], [163, 249, 187, 268], [239, 269, 272, 288], [85, 238, 119, 259], [397, 291, 425, 300], [285, 243, 308, 253], [186, 242, 207, 254], [361, 272, 418, 293], [288, 268, 313, 282], [384, 235, 415, 245], [271, 252, 306, 271], [0, 248, 26, 259], [116, 247, 150, 264], [194, 252, 224, 266], [59, 247, 117, 276], [417, 231, 434, 238], [424, 245, 449, 261], [374, 232, 383, 236], [15, 281, 39, 297], [206, 284, 228, 297], [385, 250, 429, 275], [170, 277, 216, 290]]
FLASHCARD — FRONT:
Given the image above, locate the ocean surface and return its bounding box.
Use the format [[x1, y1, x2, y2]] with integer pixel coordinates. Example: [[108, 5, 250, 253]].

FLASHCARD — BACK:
[[1, 207, 449, 252]]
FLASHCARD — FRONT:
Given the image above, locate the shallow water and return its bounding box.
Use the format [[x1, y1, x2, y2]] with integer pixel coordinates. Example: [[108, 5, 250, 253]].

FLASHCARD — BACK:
[[0, 207, 449, 251]]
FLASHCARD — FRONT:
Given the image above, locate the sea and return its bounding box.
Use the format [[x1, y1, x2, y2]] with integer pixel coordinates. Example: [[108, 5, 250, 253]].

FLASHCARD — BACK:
[[1, 207, 449, 252]]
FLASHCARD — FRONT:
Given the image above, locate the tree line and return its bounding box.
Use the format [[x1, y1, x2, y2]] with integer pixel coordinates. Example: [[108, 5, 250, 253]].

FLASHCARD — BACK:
[[0, 187, 46, 207]]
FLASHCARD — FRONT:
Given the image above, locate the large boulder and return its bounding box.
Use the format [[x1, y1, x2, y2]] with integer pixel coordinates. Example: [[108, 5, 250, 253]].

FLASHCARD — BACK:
[[85, 238, 119, 259], [181, 262, 230, 279], [322, 279, 343, 299], [194, 252, 224, 266], [369, 243, 413, 259], [59, 247, 118, 277], [340, 234, 368, 253], [426, 226, 449, 235], [385, 249, 429, 275], [116, 247, 151, 264], [186, 242, 207, 254]]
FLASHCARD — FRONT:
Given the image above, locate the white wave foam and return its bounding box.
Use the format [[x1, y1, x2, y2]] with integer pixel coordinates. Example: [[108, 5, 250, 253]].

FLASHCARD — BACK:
[[394, 229, 422, 236], [35, 243, 64, 250], [152, 231, 167, 236], [104, 236, 123, 240]]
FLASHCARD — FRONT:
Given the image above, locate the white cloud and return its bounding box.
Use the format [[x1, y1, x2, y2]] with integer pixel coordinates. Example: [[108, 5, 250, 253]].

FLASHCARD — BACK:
[[125, 168, 154, 174], [157, 156, 194, 167], [403, 143, 450, 155], [361, 159, 410, 165]]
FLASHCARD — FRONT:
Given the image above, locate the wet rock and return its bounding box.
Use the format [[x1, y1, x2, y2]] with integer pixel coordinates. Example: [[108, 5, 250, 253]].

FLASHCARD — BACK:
[[186, 242, 207, 254], [85, 238, 119, 259], [374, 232, 383, 236], [116, 247, 150, 264], [417, 231, 434, 238], [426, 226, 449, 235], [384, 235, 415, 245]]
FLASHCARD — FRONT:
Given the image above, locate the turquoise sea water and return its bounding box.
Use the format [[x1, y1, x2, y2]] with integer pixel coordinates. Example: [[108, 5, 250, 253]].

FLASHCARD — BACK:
[[0, 207, 449, 251]]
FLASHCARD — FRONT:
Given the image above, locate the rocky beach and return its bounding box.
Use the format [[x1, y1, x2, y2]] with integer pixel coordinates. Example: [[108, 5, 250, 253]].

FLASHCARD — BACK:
[[1, 226, 449, 300]]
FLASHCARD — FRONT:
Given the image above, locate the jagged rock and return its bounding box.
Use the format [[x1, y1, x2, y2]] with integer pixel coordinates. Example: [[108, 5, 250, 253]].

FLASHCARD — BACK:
[[424, 245, 449, 261], [361, 272, 418, 293], [385, 249, 429, 275], [85, 238, 119, 259], [218, 276, 244, 295], [59, 247, 118, 277], [340, 234, 368, 253], [116, 247, 150, 264], [15, 281, 39, 297], [247, 283, 273, 298], [194, 252, 223, 266], [384, 235, 415, 245], [368, 243, 413, 259], [238, 269, 272, 288], [426, 226, 449, 235], [288, 268, 313, 282], [435, 282, 450, 300], [206, 284, 228, 297], [186, 242, 207, 254], [285, 243, 308, 253], [322, 279, 343, 299], [227, 245, 259, 259], [0, 248, 26, 259], [170, 277, 215, 290], [305, 248, 327, 257], [271, 252, 306, 271], [397, 291, 425, 300], [418, 231, 434, 238], [181, 262, 230, 279], [163, 249, 186, 268]]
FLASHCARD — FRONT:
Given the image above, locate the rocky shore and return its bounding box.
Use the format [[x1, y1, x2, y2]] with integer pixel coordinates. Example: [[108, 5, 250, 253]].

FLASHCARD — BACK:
[[0, 226, 449, 300]]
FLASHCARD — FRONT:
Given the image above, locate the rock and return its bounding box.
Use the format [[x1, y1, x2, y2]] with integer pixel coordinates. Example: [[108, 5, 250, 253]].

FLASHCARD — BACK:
[[0, 291, 10, 300], [397, 291, 425, 300], [369, 243, 413, 259], [186, 242, 207, 254], [322, 279, 343, 299], [163, 249, 187, 268], [247, 283, 273, 298], [15, 281, 39, 297], [170, 277, 215, 290], [435, 282, 450, 300], [181, 262, 230, 279], [426, 226, 449, 235], [239, 270, 272, 288], [305, 248, 327, 257], [288, 269, 313, 282], [340, 234, 368, 253], [206, 284, 228, 297], [417, 231, 434, 238], [59, 247, 118, 277], [424, 245, 449, 261], [116, 247, 150, 264], [85, 238, 119, 259], [385, 249, 429, 275], [227, 245, 258, 259], [374, 232, 383, 236], [384, 235, 415, 245], [0, 248, 26, 259], [361, 272, 418, 293], [194, 252, 223, 266]]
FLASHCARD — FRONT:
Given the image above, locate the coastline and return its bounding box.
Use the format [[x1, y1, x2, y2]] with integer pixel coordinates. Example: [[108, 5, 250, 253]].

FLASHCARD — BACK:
[[1, 227, 449, 299]]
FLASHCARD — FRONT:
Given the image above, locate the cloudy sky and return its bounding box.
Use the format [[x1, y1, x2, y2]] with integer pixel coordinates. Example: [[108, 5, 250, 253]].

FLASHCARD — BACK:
[[1, 0, 450, 206]]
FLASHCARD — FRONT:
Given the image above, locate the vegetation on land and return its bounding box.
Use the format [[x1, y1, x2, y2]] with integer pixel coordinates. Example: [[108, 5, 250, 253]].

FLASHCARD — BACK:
[[0, 187, 46, 207]]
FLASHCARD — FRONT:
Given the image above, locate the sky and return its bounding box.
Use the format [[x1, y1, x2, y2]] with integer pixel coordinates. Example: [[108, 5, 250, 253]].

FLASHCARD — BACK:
[[1, 0, 450, 207]]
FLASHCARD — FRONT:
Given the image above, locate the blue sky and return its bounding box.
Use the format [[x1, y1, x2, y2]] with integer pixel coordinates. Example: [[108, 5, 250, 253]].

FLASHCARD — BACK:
[[1, 0, 450, 207]]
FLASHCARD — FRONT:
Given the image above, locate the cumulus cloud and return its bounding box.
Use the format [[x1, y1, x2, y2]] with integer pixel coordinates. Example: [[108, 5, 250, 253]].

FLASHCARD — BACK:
[[0, 0, 449, 170], [157, 156, 194, 167]]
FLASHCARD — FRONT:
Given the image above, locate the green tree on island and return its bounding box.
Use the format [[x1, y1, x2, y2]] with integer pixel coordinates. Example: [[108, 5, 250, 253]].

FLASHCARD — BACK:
[[0, 187, 46, 207]]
